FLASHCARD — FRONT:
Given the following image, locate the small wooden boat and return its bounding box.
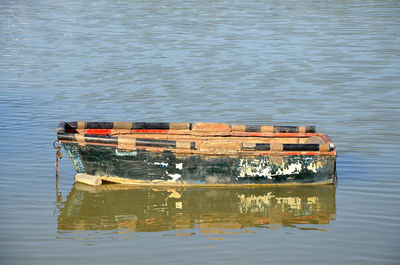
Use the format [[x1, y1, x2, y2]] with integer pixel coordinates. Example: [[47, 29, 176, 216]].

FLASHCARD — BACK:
[[56, 121, 337, 186]]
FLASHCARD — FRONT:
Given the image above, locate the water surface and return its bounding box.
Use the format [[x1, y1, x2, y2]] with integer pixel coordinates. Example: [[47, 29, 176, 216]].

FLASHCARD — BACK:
[[1, 0, 400, 264]]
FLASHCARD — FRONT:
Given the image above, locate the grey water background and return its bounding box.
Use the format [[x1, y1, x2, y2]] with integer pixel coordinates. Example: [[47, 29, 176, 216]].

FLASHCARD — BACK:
[[1, 0, 400, 264]]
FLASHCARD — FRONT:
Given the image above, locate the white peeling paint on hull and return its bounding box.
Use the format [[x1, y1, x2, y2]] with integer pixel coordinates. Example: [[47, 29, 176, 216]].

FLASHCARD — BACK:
[[237, 158, 311, 179]]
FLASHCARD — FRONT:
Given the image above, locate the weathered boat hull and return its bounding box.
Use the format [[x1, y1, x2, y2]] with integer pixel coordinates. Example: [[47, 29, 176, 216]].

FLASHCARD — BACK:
[[58, 121, 337, 186], [63, 142, 336, 185]]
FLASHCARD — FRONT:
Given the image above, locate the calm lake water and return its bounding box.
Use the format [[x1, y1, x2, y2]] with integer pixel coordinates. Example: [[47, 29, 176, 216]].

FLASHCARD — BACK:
[[1, 0, 400, 264]]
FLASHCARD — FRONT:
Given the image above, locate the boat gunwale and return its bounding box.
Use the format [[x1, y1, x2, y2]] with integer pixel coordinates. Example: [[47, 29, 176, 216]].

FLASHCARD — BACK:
[[58, 121, 317, 134], [59, 140, 336, 156], [57, 121, 336, 157]]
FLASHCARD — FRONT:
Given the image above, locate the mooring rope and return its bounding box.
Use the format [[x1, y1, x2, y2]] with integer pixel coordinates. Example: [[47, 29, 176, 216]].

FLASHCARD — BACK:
[[53, 140, 62, 178]]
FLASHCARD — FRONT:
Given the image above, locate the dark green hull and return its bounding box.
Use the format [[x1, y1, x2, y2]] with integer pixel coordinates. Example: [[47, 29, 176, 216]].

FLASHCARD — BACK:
[[63, 143, 336, 185]]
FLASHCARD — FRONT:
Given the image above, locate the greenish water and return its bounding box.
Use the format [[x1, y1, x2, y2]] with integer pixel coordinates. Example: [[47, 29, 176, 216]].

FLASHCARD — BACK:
[[1, 0, 400, 264]]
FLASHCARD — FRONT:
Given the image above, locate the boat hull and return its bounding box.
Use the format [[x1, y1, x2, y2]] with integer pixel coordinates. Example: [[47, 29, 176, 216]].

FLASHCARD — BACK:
[[63, 142, 336, 186]]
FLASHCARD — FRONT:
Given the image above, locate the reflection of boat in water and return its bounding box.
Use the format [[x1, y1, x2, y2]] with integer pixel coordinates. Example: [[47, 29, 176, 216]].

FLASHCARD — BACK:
[[57, 183, 336, 233]]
